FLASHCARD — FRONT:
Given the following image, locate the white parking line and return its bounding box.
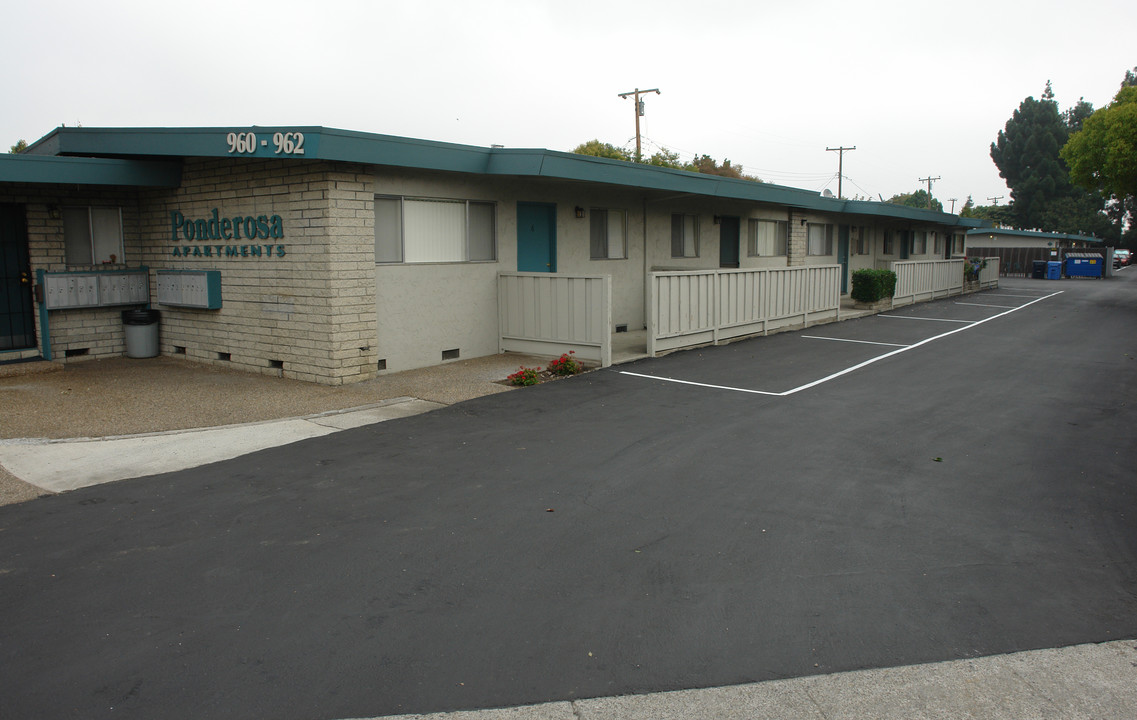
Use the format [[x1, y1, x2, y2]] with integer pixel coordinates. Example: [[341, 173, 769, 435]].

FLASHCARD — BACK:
[[981, 294, 1049, 299], [802, 336, 909, 348], [879, 316, 973, 323], [621, 291, 1064, 397], [954, 302, 1018, 309]]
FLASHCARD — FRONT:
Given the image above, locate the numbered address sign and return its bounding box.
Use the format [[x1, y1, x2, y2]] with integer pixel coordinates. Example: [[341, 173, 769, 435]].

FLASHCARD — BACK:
[[226, 131, 305, 156]]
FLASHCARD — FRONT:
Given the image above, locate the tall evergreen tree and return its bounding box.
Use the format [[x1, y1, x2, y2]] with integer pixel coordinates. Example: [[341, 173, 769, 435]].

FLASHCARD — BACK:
[[990, 87, 1073, 229]]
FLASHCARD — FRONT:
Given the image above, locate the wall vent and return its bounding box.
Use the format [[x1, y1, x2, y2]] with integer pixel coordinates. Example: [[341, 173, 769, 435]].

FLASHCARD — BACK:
[[217, 352, 231, 362], [173, 346, 187, 355], [377, 359, 387, 370], [442, 348, 460, 361], [64, 348, 89, 358], [269, 359, 284, 370], [616, 324, 628, 333]]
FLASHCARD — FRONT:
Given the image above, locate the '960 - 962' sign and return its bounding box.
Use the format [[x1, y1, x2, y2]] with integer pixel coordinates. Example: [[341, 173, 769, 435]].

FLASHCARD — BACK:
[[227, 131, 305, 155]]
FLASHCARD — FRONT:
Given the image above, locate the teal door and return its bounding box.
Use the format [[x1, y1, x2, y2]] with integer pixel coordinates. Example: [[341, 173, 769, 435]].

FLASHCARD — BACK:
[[0, 204, 36, 351], [517, 202, 556, 272], [837, 225, 850, 294], [719, 216, 740, 268], [899, 230, 910, 260]]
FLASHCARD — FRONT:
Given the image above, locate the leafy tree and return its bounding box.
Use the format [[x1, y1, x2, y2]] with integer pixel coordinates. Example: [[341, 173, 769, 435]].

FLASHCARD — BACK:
[[571, 140, 763, 181], [1064, 98, 1095, 132], [644, 147, 683, 169], [960, 197, 1015, 226], [1061, 85, 1137, 202], [571, 139, 631, 161], [887, 189, 943, 213], [1123, 66, 1137, 88], [9, 139, 27, 154]]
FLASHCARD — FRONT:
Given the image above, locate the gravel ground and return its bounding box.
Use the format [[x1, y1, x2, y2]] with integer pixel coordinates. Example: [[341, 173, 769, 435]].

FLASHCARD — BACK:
[[0, 352, 554, 506]]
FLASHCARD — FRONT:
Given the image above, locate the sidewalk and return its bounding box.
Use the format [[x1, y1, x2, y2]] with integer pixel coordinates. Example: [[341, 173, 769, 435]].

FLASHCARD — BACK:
[[2, 352, 1135, 720]]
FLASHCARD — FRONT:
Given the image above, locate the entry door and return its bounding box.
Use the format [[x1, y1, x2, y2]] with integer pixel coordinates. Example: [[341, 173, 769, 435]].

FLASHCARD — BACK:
[[899, 230, 910, 260], [0, 204, 36, 351], [837, 225, 850, 294], [719, 216, 740, 268], [517, 202, 556, 273]]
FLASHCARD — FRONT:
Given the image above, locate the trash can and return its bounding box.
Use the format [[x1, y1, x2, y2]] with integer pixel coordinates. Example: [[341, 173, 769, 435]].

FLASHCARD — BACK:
[[1046, 261, 1063, 280], [1032, 260, 1047, 279], [122, 309, 160, 358]]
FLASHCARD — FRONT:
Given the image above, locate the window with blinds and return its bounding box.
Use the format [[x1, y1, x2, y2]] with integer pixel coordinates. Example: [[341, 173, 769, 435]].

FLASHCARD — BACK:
[[63, 207, 124, 266], [670, 213, 698, 258], [589, 208, 627, 259], [374, 196, 496, 264], [747, 219, 787, 256]]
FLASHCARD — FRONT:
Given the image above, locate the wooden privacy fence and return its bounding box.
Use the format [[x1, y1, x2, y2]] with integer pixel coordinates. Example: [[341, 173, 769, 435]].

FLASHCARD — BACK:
[[891, 259, 965, 306], [498, 272, 612, 367], [649, 265, 841, 355]]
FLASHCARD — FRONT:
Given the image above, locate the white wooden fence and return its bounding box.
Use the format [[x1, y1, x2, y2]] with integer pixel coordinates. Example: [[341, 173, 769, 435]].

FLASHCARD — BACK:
[[891, 259, 965, 306], [498, 272, 612, 367], [977, 257, 1000, 288], [649, 265, 841, 355]]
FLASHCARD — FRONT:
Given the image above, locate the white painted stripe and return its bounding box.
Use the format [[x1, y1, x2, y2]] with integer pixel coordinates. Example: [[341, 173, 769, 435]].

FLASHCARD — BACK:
[[616, 371, 782, 396], [879, 315, 973, 323], [954, 302, 1017, 309], [620, 291, 1064, 397], [980, 293, 1048, 299], [802, 335, 909, 348]]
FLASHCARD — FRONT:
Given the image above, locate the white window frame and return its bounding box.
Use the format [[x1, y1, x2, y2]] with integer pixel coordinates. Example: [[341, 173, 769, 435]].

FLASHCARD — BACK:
[[747, 219, 788, 257], [63, 206, 124, 266], [589, 208, 627, 260], [374, 195, 497, 264], [807, 223, 834, 256], [854, 226, 869, 255], [671, 213, 699, 258]]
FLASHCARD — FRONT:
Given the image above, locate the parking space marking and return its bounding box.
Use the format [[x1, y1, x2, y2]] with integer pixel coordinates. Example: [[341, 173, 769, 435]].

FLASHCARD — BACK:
[[879, 316, 973, 323], [954, 302, 1018, 309], [621, 291, 1064, 397], [802, 336, 909, 348], [981, 293, 1049, 299], [618, 372, 782, 396]]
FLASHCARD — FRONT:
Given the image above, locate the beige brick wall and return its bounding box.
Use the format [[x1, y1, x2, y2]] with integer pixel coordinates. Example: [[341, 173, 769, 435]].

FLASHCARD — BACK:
[[138, 159, 378, 385], [3, 160, 379, 385]]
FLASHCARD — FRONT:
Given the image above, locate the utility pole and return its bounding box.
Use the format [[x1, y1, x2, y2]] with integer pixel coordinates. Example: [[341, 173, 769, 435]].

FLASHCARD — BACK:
[[948, 198, 958, 214], [987, 195, 1004, 205], [618, 87, 660, 162], [918, 176, 941, 209], [826, 146, 855, 199]]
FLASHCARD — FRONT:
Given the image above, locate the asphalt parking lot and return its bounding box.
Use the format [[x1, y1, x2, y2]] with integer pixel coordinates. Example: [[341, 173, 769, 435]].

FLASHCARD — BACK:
[[1, 277, 1135, 720]]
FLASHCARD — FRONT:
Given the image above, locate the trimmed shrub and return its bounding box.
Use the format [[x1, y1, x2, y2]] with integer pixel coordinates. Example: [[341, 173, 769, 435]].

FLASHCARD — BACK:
[[850, 269, 897, 303]]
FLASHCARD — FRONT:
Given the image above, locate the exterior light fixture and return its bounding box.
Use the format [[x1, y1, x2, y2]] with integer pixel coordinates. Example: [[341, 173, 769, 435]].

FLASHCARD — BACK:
[[575, 206, 585, 219]]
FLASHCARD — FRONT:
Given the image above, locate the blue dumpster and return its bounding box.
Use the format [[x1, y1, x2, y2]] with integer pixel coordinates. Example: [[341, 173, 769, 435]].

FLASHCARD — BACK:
[[1065, 253, 1104, 278], [1046, 261, 1062, 280]]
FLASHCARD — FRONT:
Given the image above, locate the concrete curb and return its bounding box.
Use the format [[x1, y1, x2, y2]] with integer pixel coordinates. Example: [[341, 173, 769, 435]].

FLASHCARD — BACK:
[[0, 397, 443, 492], [351, 640, 1137, 720]]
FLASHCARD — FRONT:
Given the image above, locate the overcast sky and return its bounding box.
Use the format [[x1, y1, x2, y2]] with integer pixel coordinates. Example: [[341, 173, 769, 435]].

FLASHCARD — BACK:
[[6, 0, 1134, 211]]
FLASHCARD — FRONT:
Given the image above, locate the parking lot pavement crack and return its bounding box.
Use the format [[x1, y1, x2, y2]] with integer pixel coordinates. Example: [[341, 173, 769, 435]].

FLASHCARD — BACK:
[[571, 699, 584, 719]]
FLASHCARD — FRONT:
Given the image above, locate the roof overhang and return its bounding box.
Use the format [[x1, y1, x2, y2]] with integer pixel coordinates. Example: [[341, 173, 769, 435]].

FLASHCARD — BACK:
[[965, 227, 1104, 244], [0, 154, 181, 187], [22, 126, 979, 226]]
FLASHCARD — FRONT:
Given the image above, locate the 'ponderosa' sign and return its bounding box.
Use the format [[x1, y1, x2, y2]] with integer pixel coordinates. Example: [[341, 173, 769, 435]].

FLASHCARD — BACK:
[[169, 209, 286, 258]]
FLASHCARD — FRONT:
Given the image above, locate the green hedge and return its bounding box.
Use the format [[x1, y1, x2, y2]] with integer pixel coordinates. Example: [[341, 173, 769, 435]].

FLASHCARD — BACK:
[[850, 269, 897, 302]]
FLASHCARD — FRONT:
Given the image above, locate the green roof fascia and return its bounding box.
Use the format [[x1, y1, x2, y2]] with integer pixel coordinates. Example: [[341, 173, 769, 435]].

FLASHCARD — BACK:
[[965, 228, 1104, 244], [0, 154, 181, 187], [488, 149, 827, 207], [22, 126, 976, 228]]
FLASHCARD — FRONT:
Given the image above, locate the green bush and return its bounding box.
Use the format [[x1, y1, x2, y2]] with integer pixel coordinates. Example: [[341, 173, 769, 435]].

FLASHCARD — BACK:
[[850, 269, 897, 303]]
